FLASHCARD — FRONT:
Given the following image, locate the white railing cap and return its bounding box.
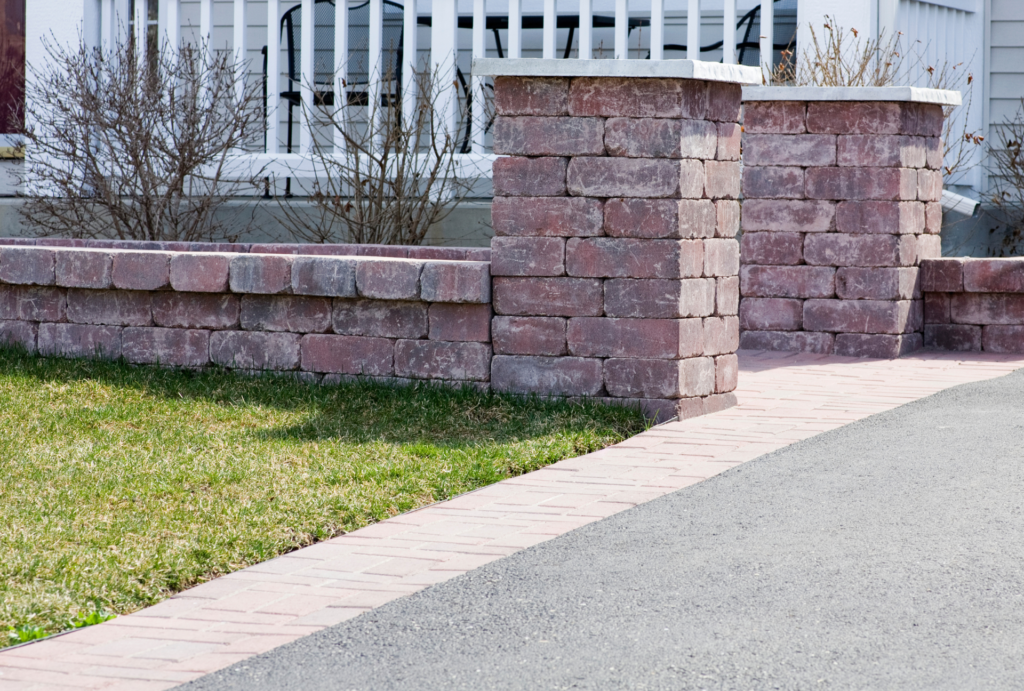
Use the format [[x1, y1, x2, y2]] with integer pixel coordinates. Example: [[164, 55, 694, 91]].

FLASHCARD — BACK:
[[473, 58, 763, 85], [741, 86, 962, 106]]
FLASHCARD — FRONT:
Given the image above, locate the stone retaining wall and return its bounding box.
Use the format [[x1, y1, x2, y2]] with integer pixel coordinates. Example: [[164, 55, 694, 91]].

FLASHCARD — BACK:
[[0, 243, 493, 385], [922, 258, 1024, 353]]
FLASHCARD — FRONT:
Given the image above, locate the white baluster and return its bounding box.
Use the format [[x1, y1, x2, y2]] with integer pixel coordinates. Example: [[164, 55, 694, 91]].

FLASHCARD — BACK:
[[101, 0, 113, 51], [164, 0, 180, 54], [686, 0, 699, 60], [402, 0, 417, 142], [234, 0, 248, 104], [649, 0, 663, 60], [336, 0, 350, 153], [508, 0, 521, 58], [134, 0, 147, 70], [300, 0, 314, 154], [114, 0, 130, 43], [266, 0, 280, 154], [368, 0, 383, 151], [430, 0, 458, 138], [543, 0, 556, 59], [614, 0, 627, 60], [471, 0, 486, 153], [722, 0, 736, 64], [578, 0, 591, 59], [759, 0, 773, 83], [199, 0, 212, 43]]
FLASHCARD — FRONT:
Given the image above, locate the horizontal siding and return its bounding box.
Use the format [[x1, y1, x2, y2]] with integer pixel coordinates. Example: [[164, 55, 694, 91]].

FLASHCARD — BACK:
[[990, 0, 1024, 21]]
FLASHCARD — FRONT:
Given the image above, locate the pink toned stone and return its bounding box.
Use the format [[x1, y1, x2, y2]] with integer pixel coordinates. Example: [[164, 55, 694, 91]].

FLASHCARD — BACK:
[[240, 295, 332, 333], [492, 316, 566, 356], [716, 276, 739, 316], [835, 267, 918, 300], [603, 278, 715, 320], [428, 303, 491, 342], [152, 293, 240, 329], [739, 329, 834, 354], [492, 277, 603, 317], [567, 317, 703, 359], [568, 77, 706, 119], [806, 102, 901, 134], [835, 201, 925, 235], [112, 252, 171, 291], [803, 234, 913, 268], [921, 258, 964, 292], [170, 254, 231, 293], [291, 257, 357, 297], [924, 324, 981, 351], [0, 247, 54, 285], [56, 251, 112, 289], [603, 198, 679, 239], [491, 237, 566, 277], [493, 197, 604, 237], [566, 158, 686, 198], [703, 239, 739, 277], [38, 323, 121, 359], [740, 232, 804, 266], [703, 315, 739, 356], [742, 167, 805, 199], [209, 331, 301, 370], [356, 260, 422, 300], [566, 238, 703, 279], [981, 325, 1024, 353], [493, 116, 605, 156], [492, 157, 568, 197], [394, 340, 492, 381], [740, 265, 836, 299], [739, 297, 803, 331], [230, 255, 292, 294], [333, 300, 428, 338], [122, 327, 210, 367], [715, 200, 740, 238], [833, 332, 922, 358], [743, 134, 837, 166], [300, 334, 394, 376], [743, 101, 806, 134], [715, 353, 738, 393], [66, 289, 152, 326], [490, 355, 603, 396], [716, 122, 741, 161], [703, 161, 740, 200], [494, 76, 569, 116], [803, 299, 918, 335]]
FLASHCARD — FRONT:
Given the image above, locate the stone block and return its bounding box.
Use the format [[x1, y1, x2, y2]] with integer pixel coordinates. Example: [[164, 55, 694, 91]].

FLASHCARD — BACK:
[[743, 134, 837, 166], [603, 198, 679, 239], [804, 233, 913, 268], [566, 238, 702, 279], [420, 261, 491, 303], [56, 251, 112, 289], [240, 295, 332, 333], [833, 333, 922, 358], [428, 303, 491, 342], [924, 293, 950, 324], [716, 122, 741, 161], [924, 324, 981, 351], [982, 325, 1024, 353], [152, 293, 240, 329], [716, 276, 739, 315], [704, 161, 740, 200], [0, 247, 54, 285], [491, 355, 603, 396], [741, 199, 835, 233], [836, 134, 926, 167], [740, 265, 836, 299], [229, 254, 291, 294], [333, 299, 428, 338], [0, 286, 65, 323], [806, 102, 901, 134], [38, 323, 121, 359], [703, 315, 739, 356], [715, 200, 740, 238], [112, 252, 171, 291], [395, 340, 492, 381], [604, 118, 686, 159], [493, 156, 568, 197], [491, 237, 566, 276], [675, 397, 705, 420], [950, 293, 1024, 325], [899, 103, 944, 137], [291, 256, 357, 297], [566, 158, 689, 198], [715, 353, 738, 393], [170, 254, 231, 292], [494, 76, 569, 115], [300, 334, 394, 376], [739, 329, 835, 354], [743, 101, 806, 134], [493, 197, 604, 237], [122, 327, 210, 366], [836, 267, 918, 300], [805, 167, 909, 201], [67, 289, 152, 326], [742, 166, 805, 199], [603, 357, 714, 398], [209, 331, 301, 370], [703, 392, 738, 415], [493, 116, 605, 156], [703, 238, 739, 277], [0, 320, 37, 352], [567, 316, 703, 358], [918, 169, 943, 202], [492, 316, 566, 355], [921, 258, 964, 292], [916, 234, 942, 262], [740, 232, 804, 265], [924, 136, 943, 169], [962, 259, 1024, 293], [568, 77, 706, 118], [835, 201, 924, 234], [707, 81, 742, 122], [492, 277, 603, 317], [924, 202, 942, 234], [803, 299, 917, 334], [604, 278, 715, 319], [356, 259, 422, 300], [739, 297, 802, 331]]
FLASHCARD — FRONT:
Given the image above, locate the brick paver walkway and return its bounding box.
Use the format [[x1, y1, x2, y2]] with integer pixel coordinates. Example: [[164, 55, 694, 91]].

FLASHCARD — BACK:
[[3, 349, 1023, 691]]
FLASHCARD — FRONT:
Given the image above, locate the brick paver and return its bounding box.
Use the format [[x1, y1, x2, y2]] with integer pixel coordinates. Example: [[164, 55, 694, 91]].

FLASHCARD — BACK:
[[2, 349, 1023, 690]]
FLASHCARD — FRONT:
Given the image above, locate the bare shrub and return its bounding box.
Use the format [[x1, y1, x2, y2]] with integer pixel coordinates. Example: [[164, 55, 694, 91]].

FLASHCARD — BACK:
[[987, 101, 1024, 255], [273, 64, 478, 246], [19, 34, 265, 242]]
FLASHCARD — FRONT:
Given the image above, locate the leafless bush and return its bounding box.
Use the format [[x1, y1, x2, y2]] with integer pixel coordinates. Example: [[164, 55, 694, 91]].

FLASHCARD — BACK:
[[273, 64, 478, 245], [18, 35, 266, 242], [987, 101, 1024, 255]]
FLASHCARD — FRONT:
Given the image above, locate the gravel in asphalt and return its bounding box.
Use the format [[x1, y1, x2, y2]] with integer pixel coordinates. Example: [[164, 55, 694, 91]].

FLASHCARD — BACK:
[[178, 369, 1024, 690]]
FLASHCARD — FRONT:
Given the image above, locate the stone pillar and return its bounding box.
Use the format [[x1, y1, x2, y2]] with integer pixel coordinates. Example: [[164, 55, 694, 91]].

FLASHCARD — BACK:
[[477, 60, 760, 421], [738, 88, 957, 358]]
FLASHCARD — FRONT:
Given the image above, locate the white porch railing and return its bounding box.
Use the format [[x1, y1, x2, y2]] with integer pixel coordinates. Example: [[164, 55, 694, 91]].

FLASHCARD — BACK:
[[90, 0, 780, 181]]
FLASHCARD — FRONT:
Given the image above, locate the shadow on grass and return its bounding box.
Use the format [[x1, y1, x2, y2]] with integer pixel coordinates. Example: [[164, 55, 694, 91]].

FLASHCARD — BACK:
[[0, 346, 649, 449]]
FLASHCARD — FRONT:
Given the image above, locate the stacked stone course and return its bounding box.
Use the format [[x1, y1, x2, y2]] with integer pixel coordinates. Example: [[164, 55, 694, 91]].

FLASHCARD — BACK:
[[739, 98, 944, 358], [489, 75, 742, 420], [0, 246, 493, 385]]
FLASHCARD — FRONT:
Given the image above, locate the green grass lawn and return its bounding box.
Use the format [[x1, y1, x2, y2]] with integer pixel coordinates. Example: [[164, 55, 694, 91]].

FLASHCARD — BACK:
[[0, 348, 647, 646]]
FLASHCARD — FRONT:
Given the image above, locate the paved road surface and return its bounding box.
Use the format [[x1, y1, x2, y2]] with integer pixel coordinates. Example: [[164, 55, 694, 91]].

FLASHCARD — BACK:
[[180, 369, 1024, 690]]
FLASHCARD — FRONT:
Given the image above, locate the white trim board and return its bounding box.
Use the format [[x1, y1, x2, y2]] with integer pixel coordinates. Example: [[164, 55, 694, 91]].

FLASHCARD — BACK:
[[742, 86, 962, 105], [472, 58, 763, 85]]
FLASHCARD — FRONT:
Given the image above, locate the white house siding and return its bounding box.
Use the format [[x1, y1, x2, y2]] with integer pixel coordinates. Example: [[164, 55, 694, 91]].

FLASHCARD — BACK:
[[986, 0, 1024, 188]]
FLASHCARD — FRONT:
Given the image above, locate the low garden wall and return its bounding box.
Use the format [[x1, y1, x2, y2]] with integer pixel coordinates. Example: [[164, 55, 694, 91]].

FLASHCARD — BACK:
[[922, 258, 1024, 352]]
